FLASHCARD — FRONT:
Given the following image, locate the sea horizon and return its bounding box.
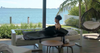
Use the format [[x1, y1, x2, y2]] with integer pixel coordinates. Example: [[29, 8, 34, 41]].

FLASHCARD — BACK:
[[0, 6, 59, 9], [0, 8, 68, 24]]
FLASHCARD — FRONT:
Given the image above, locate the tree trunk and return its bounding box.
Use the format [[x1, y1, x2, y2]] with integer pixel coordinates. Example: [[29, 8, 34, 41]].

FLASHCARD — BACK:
[[79, 0, 81, 28], [85, 5, 88, 11], [84, 0, 88, 11]]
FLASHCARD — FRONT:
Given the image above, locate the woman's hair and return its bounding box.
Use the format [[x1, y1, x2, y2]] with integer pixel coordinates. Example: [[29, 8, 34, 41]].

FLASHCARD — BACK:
[[55, 15, 62, 21]]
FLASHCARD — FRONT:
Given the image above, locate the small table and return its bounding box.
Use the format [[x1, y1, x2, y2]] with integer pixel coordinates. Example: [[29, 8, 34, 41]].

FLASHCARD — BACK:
[[62, 42, 75, 53], [41, 40, 63, 53]]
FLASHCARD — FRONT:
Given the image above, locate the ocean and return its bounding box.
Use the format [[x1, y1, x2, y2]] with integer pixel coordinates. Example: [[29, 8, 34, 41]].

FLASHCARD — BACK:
[[0, 8, 68, 24]]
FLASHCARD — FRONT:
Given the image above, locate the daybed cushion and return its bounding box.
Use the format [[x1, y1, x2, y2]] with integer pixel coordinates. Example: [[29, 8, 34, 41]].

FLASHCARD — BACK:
[[42, 35, 80, 41], [16, 29, 80, 45], [83, 21, 100, 29], [16, 35, 40, 46]]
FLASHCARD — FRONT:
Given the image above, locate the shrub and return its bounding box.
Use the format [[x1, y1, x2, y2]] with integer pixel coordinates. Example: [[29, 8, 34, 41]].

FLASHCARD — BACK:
[[37, 22, 42, 28], [65, 17, 79, 27], [0, 23, 42, 39]]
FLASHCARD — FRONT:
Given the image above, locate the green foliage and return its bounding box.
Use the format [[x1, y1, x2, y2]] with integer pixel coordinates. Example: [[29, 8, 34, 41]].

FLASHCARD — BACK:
[[68, 6, 79, 16], [57, 0, 79, 15], [88, 0, 100, 12], [37, 22, 42, 28], [0, 23, 42, 39], [68, 4, 85, 16], [29, 23, 34, 28], [65, 17, 79, 27]]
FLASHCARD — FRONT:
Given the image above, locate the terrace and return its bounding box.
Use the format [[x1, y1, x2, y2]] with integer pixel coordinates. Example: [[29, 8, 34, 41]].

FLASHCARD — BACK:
[[0, 33, 100, 53], [0, 0, 100, 53]]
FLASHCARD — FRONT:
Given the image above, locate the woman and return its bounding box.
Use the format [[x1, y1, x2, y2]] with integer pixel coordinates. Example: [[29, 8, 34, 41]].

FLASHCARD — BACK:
[[55, 15, 62, 30], [23, 15, 68, 41], [44, 15, 68, 37]]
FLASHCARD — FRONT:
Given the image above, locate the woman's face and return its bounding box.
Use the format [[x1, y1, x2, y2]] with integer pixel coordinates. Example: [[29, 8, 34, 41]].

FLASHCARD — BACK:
[[55, 18, 58, 23]]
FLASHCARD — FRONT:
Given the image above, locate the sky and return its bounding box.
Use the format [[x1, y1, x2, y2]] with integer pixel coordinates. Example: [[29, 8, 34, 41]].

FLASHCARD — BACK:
[[0, 0, 64, 8]]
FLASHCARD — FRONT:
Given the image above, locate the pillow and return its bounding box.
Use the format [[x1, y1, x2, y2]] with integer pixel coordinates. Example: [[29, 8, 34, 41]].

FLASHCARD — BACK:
[[83, 21, 100, 29], [16, 35, 24, 40], [67, 29, 78, 36]]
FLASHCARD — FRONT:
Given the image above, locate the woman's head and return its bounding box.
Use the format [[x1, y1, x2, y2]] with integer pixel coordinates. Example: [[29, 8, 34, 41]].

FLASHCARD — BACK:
[[55, 15, 62, 23]]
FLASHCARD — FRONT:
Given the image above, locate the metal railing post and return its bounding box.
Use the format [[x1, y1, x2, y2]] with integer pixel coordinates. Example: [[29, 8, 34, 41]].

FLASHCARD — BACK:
[[27, 17, 29, 24], [10, 17, 12, 24]]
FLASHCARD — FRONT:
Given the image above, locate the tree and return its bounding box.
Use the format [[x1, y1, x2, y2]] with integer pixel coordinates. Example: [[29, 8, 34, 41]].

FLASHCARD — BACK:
[[84, 0, 90, 11], [88, 0, 100, 12], [68, 3, 85, 16], [79, 0, 82, 28], [57, 0, 92, 28], [57, 0, 79, 15], [57, 0, 82, 28]]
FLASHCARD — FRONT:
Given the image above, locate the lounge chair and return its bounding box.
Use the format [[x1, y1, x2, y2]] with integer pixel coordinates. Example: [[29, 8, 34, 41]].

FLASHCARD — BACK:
[[11, 28, 82, 51]]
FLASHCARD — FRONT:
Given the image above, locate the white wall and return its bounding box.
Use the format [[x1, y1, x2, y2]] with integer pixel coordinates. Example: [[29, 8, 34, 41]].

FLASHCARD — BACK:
[[64, 15, 79, 25]]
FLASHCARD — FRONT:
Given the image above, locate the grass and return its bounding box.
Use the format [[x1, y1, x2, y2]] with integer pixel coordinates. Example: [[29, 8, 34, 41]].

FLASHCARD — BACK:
[[61, 25, 77, 28]]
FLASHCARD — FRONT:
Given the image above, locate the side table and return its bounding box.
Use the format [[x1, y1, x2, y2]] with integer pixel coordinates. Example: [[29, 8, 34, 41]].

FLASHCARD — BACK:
[[41, 40, 63, 53], [62, 42, 75, 53]]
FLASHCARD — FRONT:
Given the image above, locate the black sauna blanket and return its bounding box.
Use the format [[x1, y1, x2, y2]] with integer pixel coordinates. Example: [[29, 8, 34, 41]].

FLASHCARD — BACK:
[[22, 26, 68, 40]]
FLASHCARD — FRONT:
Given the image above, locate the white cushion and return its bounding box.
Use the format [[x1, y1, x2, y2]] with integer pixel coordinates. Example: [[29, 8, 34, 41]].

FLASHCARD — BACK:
[[83, 21, 100, 29], [16, 35, 24, 40], [67, 29, 78, 36]]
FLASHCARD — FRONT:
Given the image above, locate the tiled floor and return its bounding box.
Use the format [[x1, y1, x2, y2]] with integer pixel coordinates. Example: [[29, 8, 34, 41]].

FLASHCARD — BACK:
[[0, 36, 100, 53]]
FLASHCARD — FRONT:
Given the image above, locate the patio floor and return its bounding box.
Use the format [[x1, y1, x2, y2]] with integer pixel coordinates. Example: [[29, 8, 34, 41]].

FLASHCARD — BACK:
[[0, 34, 100, 53]]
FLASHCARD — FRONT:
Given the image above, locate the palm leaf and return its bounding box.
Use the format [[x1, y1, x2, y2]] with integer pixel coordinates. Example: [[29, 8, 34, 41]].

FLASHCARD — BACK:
[[57, 0, 78, 15]]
